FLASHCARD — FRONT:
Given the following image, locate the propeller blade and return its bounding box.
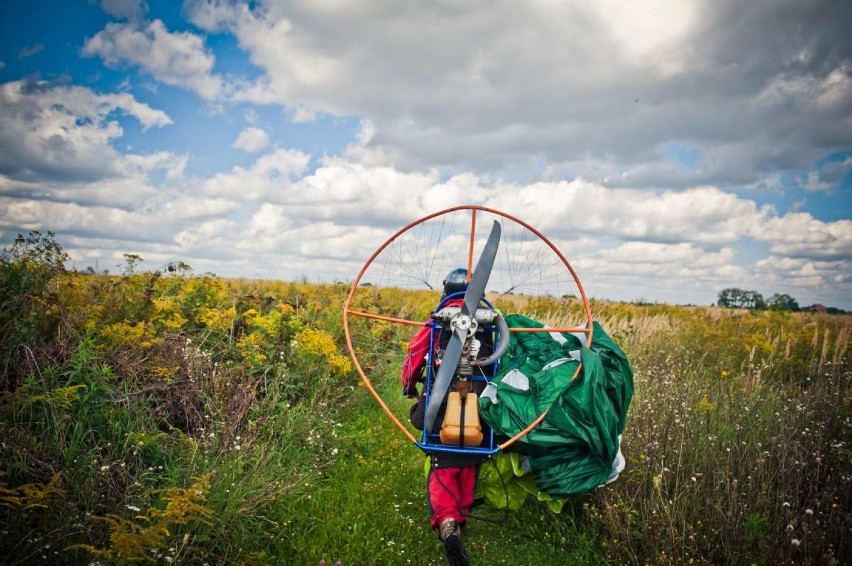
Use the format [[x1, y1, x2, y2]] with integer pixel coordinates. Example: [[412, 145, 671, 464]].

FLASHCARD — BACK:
[[424, 326, 466, 434], [424, 220, 501, 435], [462, 220, 501, 316]]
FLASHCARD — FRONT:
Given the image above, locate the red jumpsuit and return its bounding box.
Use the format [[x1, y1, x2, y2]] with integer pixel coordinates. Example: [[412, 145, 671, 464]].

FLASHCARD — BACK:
[[401, 299, 478, 531]]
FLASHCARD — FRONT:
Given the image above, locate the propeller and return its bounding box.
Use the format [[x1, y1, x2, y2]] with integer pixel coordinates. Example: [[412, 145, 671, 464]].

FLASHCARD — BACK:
[[424, 220, 501, 434]]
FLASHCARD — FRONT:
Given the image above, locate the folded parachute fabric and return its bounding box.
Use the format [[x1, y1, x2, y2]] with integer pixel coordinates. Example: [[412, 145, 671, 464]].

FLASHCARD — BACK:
[[479, 315, 633, 499], [473, 452, 536, 511], [475, 445, 625, 514]]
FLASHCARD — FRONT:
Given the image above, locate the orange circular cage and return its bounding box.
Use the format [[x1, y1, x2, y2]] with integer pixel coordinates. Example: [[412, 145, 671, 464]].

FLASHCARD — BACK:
[[343, 205, 593, 451]]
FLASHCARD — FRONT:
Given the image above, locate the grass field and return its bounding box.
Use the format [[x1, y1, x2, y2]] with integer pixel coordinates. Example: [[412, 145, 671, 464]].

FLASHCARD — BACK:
[[1, 237, 849, 565]]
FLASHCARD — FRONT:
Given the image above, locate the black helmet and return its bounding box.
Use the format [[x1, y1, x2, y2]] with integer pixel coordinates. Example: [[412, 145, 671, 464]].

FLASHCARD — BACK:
[[442, 268, 468, 296]]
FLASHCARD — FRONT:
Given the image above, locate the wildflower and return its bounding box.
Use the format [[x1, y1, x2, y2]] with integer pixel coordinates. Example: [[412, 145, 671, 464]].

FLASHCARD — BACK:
[[695, 395, 715, 413], [791, 539, 800, 547], [126, 505, 141, 512], [805, 509, 813, 515]]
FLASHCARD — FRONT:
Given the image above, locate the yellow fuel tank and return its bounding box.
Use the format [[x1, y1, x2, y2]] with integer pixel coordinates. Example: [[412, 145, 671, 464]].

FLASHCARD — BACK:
[[440, 391, 483, 447]]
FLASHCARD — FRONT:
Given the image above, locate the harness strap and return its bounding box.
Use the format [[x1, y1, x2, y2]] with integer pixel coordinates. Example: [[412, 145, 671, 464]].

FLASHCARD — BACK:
[[459, 393, 466, 447]]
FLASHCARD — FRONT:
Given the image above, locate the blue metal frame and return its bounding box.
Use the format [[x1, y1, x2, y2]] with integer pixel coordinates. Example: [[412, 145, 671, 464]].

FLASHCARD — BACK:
[[414, 292, 502, 456]]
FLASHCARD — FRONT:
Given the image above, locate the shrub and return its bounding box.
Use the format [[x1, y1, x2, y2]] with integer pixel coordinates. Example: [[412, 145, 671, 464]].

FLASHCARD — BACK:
[[0, 231, 68, 388]]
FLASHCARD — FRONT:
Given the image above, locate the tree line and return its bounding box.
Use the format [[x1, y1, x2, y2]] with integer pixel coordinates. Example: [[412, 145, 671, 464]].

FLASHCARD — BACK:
[[716, 288, 847, 313]]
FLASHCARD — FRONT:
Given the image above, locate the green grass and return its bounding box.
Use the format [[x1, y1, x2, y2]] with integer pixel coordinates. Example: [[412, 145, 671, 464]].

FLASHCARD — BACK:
[[245, 383, 603, 566]]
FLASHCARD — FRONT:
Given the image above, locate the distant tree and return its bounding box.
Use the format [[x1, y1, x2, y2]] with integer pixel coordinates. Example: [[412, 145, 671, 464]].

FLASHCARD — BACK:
[[717, 288, 741, 308], [717, 288, 766, 309], [768, 293, 799, 312], [744, 290, 766, 309]]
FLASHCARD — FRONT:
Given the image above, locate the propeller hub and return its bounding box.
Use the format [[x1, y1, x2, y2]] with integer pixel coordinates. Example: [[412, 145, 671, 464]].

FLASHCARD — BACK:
[[450, 313, 477, 335]]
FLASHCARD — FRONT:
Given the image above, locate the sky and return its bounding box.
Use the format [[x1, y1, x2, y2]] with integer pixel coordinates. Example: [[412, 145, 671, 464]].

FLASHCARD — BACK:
[[0, 0, 850, 309]]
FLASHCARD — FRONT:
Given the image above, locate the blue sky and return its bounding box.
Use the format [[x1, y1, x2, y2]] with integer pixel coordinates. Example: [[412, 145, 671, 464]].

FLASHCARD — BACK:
[[1, 0, 850, 309]]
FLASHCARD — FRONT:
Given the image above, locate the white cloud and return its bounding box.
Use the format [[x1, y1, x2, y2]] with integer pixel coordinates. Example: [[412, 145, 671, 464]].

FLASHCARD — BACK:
[[2, 1, 849, 311], [574, 241, 747, 305], [0, 79, 171, 182], [753, 213, 852, 260], [340, 119, 398, 167], [753, 256, 852, 306], [106, 93, 174, 131], [242, 203, 292, 240], [200, 148, 310, 200], [287, 161, 438, 224], [291, 104, 317, 123], [484, 181, 768, 245], [174, 218, 237, 249], [0, 152, 190, 212], [18, 44, 45, 58], [6, 0, 852, 306], [233, 127, 270, 152], [798, 156, 852, 193], [296, 221, 392, 260], [119, 151, 187, 180], [755, 256, 844, 285], [98, 0, 148, 20], [226, 204, 399, 282], [756, 62, 852, 115], [32, 177, 157, 210], [181, 0, 851, 189], [585, 0, 697, 75], [0, 197, 164, 242], [183, 0, 240, 33], [190, 156, 847, 270], [3, 148, 850, 307], [83, 20, 223, 99]]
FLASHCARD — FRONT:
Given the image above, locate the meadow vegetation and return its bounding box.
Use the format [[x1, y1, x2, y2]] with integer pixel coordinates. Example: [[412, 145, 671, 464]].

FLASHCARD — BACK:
[[1, 232, 849, 565]]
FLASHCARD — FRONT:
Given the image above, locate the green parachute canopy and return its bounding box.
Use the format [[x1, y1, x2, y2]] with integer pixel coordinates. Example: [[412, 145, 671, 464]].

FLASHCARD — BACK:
[[478, 315, 633, 500]]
